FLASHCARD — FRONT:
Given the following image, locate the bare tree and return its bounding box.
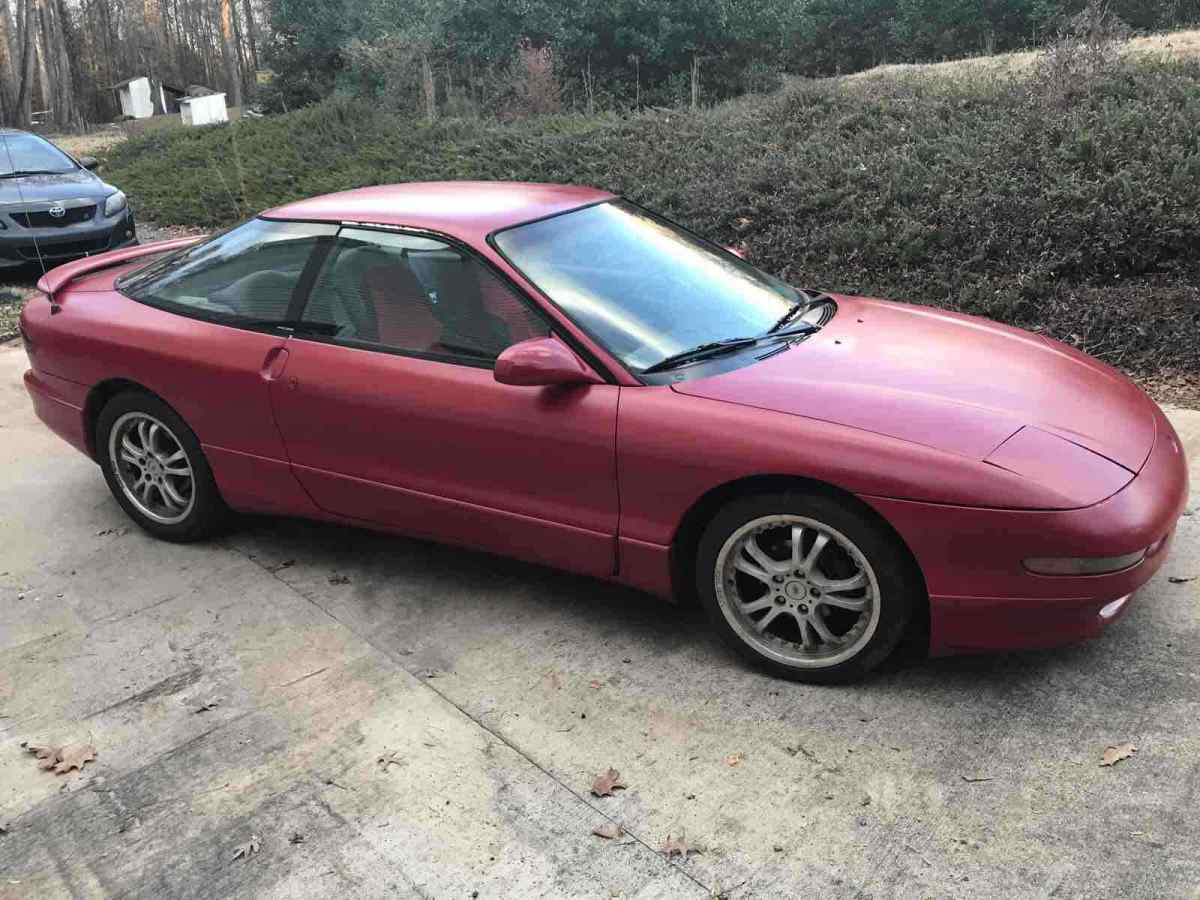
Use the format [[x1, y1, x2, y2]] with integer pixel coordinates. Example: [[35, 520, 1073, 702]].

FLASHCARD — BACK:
[[0, 0, 19, 122], [218, 0, 242, 107]]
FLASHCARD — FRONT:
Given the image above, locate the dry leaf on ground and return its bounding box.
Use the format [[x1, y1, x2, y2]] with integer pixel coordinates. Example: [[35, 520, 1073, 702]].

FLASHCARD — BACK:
[[21, 741, 96, 774], [725, 752, 744, 767], [53, 744, 96, 774], [661, 832, 701, 859], [230, 835, 261, 862], [590, 767, 627, 797], [377, 751, 404, 771], [592, 822, 624, 840], [1101, 743, 1137, 767]]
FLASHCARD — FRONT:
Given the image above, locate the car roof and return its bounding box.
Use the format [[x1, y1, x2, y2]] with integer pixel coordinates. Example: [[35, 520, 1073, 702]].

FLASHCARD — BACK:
[[263, 181, 615, 243]]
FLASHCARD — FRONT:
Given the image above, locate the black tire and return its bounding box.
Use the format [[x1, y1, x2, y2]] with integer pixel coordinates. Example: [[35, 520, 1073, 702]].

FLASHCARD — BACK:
[[96, 390, 228, 542], [695, 490, 919, 684]]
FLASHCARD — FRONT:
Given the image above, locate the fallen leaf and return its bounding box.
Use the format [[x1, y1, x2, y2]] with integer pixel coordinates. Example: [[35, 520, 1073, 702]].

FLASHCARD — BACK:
[[21, 742, 62, 770], [660, 832, 701, 859], [1101, 743, 1137, 767], [1168, 576, 1195, 584], [53, 744, 96, 775], [230, 835, 261, 862], [328, 574, 351, 585], [377, 751, 404, 771], [590, 767, 627, 797], [725, 752, 743, 767], [592, 822, 624, 840]]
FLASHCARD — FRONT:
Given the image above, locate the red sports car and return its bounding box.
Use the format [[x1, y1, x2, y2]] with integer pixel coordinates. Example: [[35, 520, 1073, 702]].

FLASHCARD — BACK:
[[19, 182, 1189, 682]]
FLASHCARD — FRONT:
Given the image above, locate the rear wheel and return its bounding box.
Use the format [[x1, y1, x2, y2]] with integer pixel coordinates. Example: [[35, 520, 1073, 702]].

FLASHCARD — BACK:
[[696, 491, 917, 683], [96, 392, 227, 542]]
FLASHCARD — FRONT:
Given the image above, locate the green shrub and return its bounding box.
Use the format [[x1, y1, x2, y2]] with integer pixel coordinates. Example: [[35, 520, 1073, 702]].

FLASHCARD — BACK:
[[104, 57, 1200, 376]]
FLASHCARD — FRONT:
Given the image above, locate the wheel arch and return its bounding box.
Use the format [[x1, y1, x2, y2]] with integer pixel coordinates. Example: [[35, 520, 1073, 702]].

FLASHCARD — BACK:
[[669, 474, 930, 649], [83, 378, 168, 458]]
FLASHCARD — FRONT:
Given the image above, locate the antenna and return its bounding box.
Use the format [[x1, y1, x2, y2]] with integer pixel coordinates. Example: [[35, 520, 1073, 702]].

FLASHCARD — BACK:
[[1, 128, 51, 287]]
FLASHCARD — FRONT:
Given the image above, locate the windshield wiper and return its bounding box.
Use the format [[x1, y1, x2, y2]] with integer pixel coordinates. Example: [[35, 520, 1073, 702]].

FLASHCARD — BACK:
[[0, 169, 70, 178], [642, 337, 761, 374]]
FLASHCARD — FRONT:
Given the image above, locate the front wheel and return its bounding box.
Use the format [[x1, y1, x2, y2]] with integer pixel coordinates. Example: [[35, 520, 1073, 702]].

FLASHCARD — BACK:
[[96, 391, 228, 542], [696, 491, 918, 683]]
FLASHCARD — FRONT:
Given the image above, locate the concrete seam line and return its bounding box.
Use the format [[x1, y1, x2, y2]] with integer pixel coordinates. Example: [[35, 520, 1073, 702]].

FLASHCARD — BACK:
[[237, 546, 717, 897]]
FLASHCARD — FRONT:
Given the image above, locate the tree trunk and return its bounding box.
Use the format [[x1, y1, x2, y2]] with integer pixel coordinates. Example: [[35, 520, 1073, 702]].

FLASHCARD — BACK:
[[421, 51, 435, 121], [42, 0, 76, 129], [241, 0, 258, 71], [33, 2, 51, 114], [15, 0, 34, 125], [219, 0, 242, 107], [0, 0, 19, 123], [690, 52, 700, 110]]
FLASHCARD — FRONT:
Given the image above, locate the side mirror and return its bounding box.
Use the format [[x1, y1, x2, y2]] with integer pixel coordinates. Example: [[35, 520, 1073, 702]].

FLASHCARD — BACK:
[[494, 336, 604, 387], [78, 156, 100, 171]]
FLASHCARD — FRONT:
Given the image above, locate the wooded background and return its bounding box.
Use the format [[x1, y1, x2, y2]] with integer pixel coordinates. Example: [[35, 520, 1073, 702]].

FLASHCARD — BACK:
[[2, 0, 1198, 130], [0, 0, 262, 129]]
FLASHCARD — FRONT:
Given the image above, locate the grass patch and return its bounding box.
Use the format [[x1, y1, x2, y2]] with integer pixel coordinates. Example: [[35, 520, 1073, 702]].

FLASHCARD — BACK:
[[103, 57, 1200, 378]]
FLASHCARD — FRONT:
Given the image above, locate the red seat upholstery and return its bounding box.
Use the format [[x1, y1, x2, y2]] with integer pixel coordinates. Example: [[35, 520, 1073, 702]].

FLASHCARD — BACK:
[[363, 262, 441, 351]]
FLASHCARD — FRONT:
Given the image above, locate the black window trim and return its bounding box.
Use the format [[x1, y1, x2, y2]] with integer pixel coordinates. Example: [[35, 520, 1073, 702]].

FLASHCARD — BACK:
[[259, 216, 620, 382]]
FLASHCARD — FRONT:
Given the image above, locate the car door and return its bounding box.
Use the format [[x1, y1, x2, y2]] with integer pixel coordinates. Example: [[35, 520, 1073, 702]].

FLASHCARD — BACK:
[[267, 226, 621, 578], [112, 218, 339, 513]]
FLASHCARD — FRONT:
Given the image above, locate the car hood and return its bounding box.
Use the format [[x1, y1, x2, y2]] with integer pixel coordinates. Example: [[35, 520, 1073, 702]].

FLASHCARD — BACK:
[[672, 295, 1156, 476], [0, 169, 107, 204]]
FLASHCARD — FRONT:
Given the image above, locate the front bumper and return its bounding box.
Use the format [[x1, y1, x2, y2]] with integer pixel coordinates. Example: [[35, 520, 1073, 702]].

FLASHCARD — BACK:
[[0, 211, 136, 268], [864, 403, 1189, 655]]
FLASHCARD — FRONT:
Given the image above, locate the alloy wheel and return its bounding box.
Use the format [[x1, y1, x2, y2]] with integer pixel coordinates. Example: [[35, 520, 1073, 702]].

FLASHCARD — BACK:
[[714, 514, 881, 669], [108, 411, 196, 525]]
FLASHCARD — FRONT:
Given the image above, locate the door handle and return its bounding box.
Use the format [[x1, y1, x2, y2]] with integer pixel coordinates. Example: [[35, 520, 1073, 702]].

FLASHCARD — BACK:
[[260, 346, 290, 382]]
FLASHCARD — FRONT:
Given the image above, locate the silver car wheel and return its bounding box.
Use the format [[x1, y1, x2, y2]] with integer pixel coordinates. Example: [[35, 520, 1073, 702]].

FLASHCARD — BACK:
[[108, 411, 196, 525], [714, 514, 881, 669]]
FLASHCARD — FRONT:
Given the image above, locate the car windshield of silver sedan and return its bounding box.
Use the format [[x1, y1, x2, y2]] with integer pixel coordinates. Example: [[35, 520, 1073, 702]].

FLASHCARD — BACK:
[[493, 200, 825, 374], [0, 133, 77, 177]]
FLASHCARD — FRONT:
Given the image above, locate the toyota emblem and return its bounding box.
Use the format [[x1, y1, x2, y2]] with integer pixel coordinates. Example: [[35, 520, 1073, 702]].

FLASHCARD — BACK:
[[48, 203, 66, 218]]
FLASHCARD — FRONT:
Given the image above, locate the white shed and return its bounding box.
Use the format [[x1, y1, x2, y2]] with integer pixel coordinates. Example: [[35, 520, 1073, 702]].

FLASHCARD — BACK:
[[179, 93, 229, 127], [110, 76, 186, 119], [115, 77, 154, 119]]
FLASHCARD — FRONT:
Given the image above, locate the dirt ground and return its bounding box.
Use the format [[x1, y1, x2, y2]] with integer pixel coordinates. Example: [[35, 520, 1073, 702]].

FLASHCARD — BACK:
[[0, 339, 1198, 899]]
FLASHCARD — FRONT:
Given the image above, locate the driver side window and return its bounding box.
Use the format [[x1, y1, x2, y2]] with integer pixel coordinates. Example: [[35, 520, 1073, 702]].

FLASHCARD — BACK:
[[301, 228, 549, 363]]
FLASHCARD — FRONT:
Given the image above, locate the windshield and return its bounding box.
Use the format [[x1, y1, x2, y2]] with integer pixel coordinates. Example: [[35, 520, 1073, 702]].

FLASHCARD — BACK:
[[493, 200, 803, 372], [0, 133, 77, 176]]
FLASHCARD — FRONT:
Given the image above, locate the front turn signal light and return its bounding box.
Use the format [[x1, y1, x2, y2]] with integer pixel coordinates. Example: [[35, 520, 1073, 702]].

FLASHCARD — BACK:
[[1023, 551, 1146, 576]]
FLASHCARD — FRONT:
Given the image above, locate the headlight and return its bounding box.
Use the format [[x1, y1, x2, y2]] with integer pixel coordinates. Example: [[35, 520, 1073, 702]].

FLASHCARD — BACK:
[[1023, 551, 1146, 576], [103, 191, 127, 217]]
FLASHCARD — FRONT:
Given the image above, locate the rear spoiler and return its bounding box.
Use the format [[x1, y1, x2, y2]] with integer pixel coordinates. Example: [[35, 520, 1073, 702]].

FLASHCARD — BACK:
[[35, 236, 204, 297]]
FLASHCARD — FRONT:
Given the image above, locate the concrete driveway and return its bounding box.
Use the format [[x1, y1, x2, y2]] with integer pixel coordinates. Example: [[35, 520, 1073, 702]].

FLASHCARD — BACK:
[[1, 338, 1197, 899]]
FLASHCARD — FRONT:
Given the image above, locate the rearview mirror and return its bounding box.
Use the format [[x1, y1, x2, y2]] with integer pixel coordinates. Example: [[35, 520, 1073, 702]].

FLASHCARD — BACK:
[[78, 155, 99, 171], [494, 337, 604, 387]]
